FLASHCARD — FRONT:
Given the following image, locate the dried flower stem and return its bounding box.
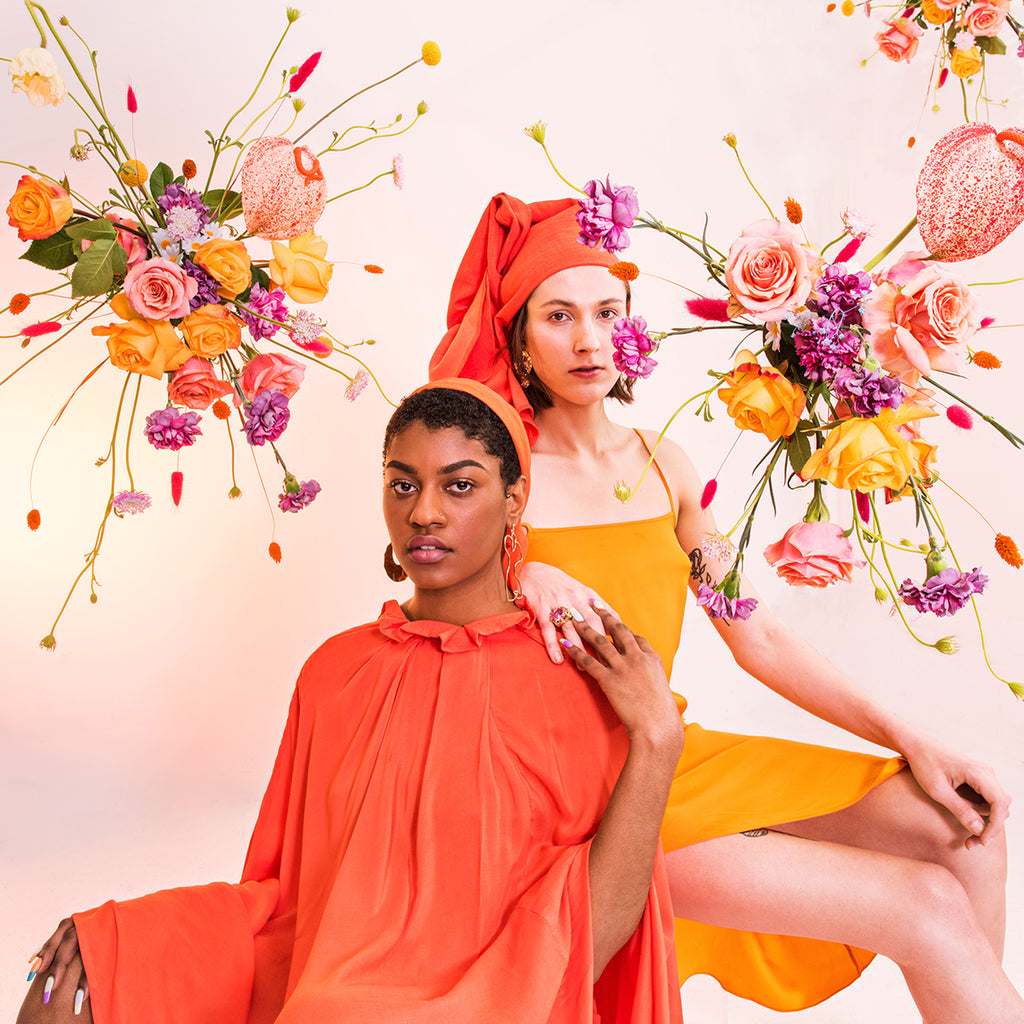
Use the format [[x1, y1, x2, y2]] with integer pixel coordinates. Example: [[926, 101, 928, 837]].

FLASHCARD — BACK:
[[922, 374, 1023, 447], [326, 169, 393, 203], [863, 217, 917, 272], [319, 110, 423, 156], [124, 373, 142, 491]]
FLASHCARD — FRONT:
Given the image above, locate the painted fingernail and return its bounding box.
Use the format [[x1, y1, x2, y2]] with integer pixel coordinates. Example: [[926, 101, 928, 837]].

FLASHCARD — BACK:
[[74, 988, 84, 1015], [43, 976, 54, 1004], [588, 597, 606, 610], [27, 956, 41, 982], [560, 638, 573, 648], [570, 607, 583, 621]]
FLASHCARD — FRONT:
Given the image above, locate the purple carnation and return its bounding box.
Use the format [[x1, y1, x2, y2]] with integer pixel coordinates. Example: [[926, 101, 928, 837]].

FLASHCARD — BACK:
[[793, 317, 862, 381], [239, 284, 289, 340], [144, 406, 202, 451], [158, 184, 211, 221], [899, 567, 988, 617], [805, 263, 872, 327], [611, 315, 658, 381], [243, 388, 290, 446], [576, 176, 638, 253], [278, 478, 322, 513], [183, 257, 222, 310], [832, 365, 905, 417], [696, 582, 758, 622]]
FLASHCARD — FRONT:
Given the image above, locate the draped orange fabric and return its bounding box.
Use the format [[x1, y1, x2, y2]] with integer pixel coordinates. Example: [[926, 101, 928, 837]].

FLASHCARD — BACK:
[[428, 194, 617, 445], [73, 603, 682, 1024]]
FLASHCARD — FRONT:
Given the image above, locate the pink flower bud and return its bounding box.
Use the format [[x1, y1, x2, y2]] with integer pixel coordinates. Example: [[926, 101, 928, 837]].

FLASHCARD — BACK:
[[127, 85, 137, 113], [700, 479, 718, 510], [171, 470, 183, 507]]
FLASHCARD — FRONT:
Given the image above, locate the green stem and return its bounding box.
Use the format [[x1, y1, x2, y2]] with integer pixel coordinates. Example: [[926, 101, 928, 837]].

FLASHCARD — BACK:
[[321, 111, 422, 155], [922, 373, 1024, 447], [325, 170, 392, 203], [729, 145, 774, 219], [24, 0, 46, 45], [863, 216, 917, 272], [536, 140, 583, 195]]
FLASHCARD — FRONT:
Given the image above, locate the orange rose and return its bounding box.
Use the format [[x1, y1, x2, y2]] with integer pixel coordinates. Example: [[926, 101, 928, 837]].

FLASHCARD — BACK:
[[6, 174, 73, 241], [193, 238, 251, 299], [90, 293, 190, 378], [181, 303, 243, 358], [920, 0, 953, 23], [951, 46, 984, 79], [800, 403, 938, 492], [268, 231, 332, 303], [717, 349, 805, 441]]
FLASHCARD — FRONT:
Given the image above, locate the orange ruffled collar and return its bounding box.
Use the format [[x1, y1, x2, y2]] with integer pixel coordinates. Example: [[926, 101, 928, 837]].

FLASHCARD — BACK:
[[376, 600, 535, 653]]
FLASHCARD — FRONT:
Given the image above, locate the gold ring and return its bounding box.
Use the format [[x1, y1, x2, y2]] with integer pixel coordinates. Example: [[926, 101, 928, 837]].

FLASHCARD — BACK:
[[549, 606, 573, 628]]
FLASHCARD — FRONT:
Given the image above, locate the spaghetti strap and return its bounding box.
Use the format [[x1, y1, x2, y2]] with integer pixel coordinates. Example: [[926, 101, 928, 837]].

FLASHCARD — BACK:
[[633, 428, 676, 515]]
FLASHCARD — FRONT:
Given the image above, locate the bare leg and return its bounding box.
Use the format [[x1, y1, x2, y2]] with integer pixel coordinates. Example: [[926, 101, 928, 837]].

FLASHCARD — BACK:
[[666, 829, 1023, 1024], [774, 767, 1008, 955]]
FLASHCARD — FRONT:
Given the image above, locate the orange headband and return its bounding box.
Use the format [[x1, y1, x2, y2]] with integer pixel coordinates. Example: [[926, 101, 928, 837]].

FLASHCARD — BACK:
[[428, 193, 618, 445]]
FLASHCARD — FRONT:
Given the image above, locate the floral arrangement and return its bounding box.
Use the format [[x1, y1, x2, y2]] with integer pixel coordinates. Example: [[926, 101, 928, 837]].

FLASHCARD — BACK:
[[3, 2, 440, 648], [529, 122, 1024, 696], [835, 0, 1024, 128]]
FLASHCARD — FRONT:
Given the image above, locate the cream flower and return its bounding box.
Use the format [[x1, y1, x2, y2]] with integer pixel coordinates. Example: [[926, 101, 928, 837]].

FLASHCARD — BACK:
[[9, 48, 68, 106]]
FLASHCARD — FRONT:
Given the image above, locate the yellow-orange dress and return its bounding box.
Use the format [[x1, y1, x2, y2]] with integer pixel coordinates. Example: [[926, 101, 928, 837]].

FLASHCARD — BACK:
[[524, 441, 905, 1012]]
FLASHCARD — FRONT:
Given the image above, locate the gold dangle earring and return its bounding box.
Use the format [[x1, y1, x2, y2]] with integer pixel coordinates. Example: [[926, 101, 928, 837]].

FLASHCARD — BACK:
[[503, 525, 525, 604], [383, 542, 408, 582], [518, 350, 533, 388]]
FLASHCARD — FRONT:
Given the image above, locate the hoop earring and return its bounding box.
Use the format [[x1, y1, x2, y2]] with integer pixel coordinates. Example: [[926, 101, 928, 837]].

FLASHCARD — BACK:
[[384, 542, 408, 582], [518, 350, 533, 388], [503, 525, 524, 604]]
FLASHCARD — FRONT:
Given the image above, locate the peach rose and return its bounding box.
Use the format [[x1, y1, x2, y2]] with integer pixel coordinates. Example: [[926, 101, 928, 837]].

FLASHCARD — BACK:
[[9, 47, 67, 106], [723, 220, 811, 322], [90, 293, 190, 379], [863, 261, 979, 378], [124, 257, 197, 320], [764, 521, 865, 587], [239, 352, 306, 402], [107, 215, 148, 269], [6, 174, 73, 241], [800, 403, 937, 492], [167, 357, 234, 410], [181, 303, 243, 358], [951, 45, 984, 79], [963, 2, 1007, 36], [717, 349, 805, 441], [268, 231, 333, 304], [193, 238, 251, 299], [875, 17, 924, 62]]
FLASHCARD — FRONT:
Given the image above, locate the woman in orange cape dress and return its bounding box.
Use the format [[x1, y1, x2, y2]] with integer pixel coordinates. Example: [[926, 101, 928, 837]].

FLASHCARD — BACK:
[[18, 380, 684, 1024], [429, 193, 1023, 1022]]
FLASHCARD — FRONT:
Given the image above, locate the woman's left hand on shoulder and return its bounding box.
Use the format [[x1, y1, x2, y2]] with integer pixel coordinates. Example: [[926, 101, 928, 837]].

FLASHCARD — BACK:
[[902, 733, 1011, 848]]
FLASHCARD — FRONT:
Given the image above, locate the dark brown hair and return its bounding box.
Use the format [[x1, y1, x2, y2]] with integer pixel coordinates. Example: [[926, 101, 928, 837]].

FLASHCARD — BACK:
[[504, 282, 635, 412]]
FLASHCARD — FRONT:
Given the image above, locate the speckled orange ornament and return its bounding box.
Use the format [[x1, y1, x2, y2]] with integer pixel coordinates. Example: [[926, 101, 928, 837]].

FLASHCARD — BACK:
[[916, 124, 1024, 262], [239, 136, 327, 240]]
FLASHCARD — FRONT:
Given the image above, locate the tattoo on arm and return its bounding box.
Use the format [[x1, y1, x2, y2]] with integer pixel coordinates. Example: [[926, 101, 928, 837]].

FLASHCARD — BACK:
[[689, 547, 715, 588]]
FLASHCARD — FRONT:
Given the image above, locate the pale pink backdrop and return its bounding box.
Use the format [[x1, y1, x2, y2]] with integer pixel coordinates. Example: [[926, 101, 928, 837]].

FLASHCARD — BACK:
[[1, 2, 1021, 1020]]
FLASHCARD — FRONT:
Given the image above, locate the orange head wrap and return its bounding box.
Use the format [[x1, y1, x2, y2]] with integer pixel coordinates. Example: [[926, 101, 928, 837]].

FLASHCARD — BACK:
[[428, 193, 618, 445]]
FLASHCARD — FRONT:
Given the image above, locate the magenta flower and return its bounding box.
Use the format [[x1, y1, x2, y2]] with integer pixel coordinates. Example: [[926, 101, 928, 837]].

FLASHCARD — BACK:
[[576, 176, 638, 253], [612, 315, 658, 381], [696, 569, 758, 622], [899, 566, 988, 617], [144, 406, 202, 451], [685, 297, 731, 322], [243, 389, 290, 446], [278, 476, 322, 512], [289, 52, 321, 93], [240, 284, 289, 340]]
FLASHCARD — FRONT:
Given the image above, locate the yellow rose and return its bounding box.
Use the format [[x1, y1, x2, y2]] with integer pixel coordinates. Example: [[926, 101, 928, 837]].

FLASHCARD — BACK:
[[920, 0, 952, 23], [6, 174, 73, 241], [193, 238, 251, 299], [90, 293, 190, 378], [269, 231, 333, 303], [951, 46, 984, 79], [717, 349, 805, 441], [181, 303, 243, 358], [9, 47, 67, 106], [800, 403, 938, 492]]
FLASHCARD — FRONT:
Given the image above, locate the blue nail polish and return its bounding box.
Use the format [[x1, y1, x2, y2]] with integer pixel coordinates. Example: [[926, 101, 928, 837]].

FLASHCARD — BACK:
[[27, 969, 36, 983]]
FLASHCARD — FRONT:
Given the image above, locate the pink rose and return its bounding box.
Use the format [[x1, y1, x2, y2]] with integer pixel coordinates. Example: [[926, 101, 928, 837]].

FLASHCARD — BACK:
[[763, 522, 865, 588], [962, 2, 1007, 35], [167, 357, 234, 410], [875, 17, 924, 62], [240, 352, 306, 402], [863, 261, 980, 378], [723, 219, 812, 322], [124, 257, 197, 320], [107, 215, 148, 269]]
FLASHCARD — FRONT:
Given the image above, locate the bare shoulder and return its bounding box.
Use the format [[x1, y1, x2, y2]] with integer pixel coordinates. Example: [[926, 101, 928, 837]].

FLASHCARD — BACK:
[[634, 429, 704, 509]]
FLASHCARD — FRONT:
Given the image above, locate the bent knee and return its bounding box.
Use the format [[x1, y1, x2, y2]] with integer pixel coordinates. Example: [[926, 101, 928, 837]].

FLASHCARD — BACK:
[[897, 861, 976, 963]]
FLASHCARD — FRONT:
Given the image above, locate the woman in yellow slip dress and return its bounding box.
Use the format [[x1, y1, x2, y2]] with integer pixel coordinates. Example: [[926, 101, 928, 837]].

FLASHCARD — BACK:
[[428, 192, 1023, 1021]]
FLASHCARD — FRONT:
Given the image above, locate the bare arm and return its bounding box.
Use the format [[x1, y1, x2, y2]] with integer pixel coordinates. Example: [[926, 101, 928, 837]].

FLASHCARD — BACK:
[[562, 606, 684, 977]]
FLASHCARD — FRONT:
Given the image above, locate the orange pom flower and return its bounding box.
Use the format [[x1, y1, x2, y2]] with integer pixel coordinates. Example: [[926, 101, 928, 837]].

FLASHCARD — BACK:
[[182, 159, 197, 180], [364, 264, 384, 274], [609, 261, 640, 282], [784, 197, 803, 224], [995, 533, 1022, 568], [9, 292, 30, 315], [269, 541, 283, 563], [972, 350, 1001, 369], [27, 508, 41, 531], [212, 399, 232, 420]]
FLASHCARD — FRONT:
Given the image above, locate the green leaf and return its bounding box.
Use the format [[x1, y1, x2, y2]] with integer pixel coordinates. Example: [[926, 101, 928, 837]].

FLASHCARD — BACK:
[[19, 230, 77, 270], [976, 35, 1006, 55], [149, 162, 174, 200], [787, 428, 812, 474], [65, 218, 117, 241], [70, 238, 127, 297], [202, 188, 244, 222]]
